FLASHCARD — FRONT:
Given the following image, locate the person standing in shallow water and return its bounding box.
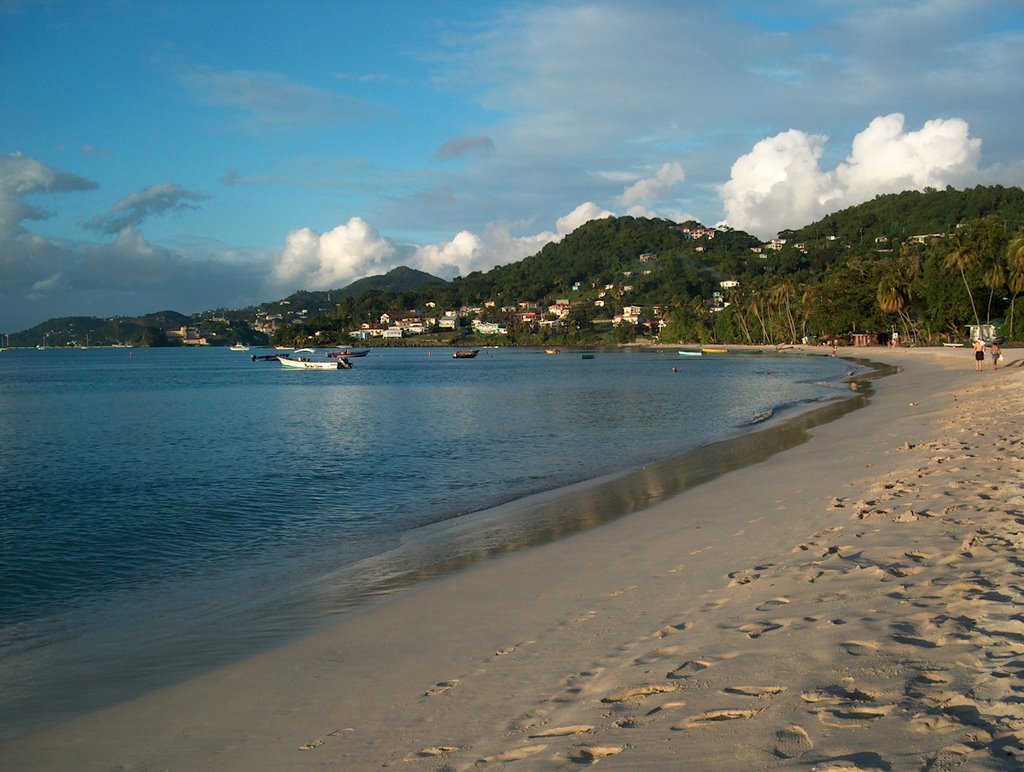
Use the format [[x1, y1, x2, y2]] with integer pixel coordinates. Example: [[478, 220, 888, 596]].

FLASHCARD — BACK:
[[974, 338, 986, 371]]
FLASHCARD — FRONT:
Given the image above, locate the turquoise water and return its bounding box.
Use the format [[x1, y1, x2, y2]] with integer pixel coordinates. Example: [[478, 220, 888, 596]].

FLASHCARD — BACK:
[[0, 346, 860, 738]]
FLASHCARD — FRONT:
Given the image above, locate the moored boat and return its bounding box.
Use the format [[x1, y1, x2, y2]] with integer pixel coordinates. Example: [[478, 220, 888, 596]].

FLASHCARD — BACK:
[[677, 350, 702, 357], [327, 349, 370, 358], [229, 343, 250, 352], [277, 348, 352, 370], [701, 347, 728, 354], [452, 349, 479, 359]]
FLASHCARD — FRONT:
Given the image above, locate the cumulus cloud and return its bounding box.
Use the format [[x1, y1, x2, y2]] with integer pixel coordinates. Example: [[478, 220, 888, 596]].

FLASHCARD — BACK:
[[556, 202, 615, 234], [436, 135, 496, 160], [85, 183, 208, 235], [270, 216, 397, 292], [835, 114, 981, 201], [413, 230, 482, 276], [719, 114, 984, 239], [618, 162, 685, 207]]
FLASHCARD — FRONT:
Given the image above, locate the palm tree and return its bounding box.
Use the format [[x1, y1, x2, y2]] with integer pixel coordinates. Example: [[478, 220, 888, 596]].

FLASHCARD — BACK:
[[877, 275, 912, 341], [944, 236, 981, 328], [1006, 233, 1024, 339], [770, 280, 798, 344]]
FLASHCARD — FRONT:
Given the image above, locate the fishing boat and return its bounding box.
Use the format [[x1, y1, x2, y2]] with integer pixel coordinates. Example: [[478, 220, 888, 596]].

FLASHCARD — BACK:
[[277, 348, 352, 370], [327, 349, 370, 358], [452, 349, 479, 359], [700, 347, 728, 354], [251, 354, 279, 361], [229, 343, 250, 352]]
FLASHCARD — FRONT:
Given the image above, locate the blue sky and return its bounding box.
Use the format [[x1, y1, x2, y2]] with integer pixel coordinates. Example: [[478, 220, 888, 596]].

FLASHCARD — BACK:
[[2, 0, 1023, 332]]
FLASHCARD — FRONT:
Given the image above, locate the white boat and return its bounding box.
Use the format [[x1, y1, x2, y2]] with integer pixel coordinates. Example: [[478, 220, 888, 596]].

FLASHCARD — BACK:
[[277, 348, 351, 370], [229, 343, 250, 352], [677, 350, 703, 357]]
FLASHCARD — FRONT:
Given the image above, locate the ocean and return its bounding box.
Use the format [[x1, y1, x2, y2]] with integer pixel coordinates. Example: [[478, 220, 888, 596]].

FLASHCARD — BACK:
[[0, 345, 865, 739]]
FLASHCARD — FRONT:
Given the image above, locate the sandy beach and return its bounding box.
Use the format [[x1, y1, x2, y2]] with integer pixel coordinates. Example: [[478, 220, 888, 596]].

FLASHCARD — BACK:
[[3, 346, 1023, 771]]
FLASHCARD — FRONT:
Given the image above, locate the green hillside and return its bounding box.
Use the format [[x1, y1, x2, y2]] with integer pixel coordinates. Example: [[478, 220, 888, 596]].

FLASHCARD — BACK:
[[9, 186, 1024, 348]]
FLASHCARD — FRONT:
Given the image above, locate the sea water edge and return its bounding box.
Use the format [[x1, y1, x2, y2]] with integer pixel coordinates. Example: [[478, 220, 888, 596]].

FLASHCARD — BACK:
[[0, 346, 872, 739]]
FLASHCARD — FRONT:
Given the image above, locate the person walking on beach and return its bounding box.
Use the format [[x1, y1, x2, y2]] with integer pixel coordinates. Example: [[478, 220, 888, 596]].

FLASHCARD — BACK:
[[974, 338, 986, 371], [992, 340, 1002, 370]]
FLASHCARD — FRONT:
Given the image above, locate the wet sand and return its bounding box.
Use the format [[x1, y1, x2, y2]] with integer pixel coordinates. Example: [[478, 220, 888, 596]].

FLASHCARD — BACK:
[[3, 346, 1023, 770]]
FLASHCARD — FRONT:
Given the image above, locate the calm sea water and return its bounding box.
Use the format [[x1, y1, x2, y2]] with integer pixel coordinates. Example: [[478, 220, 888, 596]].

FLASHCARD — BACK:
[[0, 346, 862, 738]]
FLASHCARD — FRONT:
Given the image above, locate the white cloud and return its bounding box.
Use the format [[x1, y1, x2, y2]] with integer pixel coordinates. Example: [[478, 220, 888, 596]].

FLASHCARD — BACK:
[[835, 114, 981, 201], [618, 162, 685, 207], [413, 230, 482, 276], [719, 113, 985, 238], [269, 217, 397, 292], [556, 202, 614, 234]]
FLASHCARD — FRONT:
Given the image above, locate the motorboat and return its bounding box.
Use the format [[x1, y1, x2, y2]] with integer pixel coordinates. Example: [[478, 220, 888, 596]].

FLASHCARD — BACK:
[[452, 349, 479, 359], [277, 348, 352, 370], [229, 343, 250, 352], [327, 349, 370, 358]]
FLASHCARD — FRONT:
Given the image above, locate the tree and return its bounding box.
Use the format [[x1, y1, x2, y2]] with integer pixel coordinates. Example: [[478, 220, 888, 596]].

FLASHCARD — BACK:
[[1006, 232, 1024, 340], [944, 234, 982, 328]]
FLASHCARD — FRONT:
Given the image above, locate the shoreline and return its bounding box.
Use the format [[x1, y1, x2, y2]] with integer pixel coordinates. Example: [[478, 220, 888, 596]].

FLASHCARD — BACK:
[[4, 346, 1022, 769]]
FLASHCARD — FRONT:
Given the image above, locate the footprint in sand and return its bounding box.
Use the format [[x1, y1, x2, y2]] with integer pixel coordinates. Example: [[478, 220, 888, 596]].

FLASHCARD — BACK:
[[528, 725, 593, 738], [737, 620, 786, 638], [773, 724, 814, 759], [756, 597, 791, 612], [573, 745, 625, 762], [667, 659, 711, 680], [477, 744, 548, 763], [672, 708, 763, 729], [403, 745, 461, 761], [656, 622, 688, 639], [602, 684, 676, 703], [424, 679, 459, 696], [727, 569, 760, 588], [723, 685, 787, 698]]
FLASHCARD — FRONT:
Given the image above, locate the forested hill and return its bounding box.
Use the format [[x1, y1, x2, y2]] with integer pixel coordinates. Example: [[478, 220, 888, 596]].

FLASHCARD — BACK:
[[787, 185, 1024, 247], [10, 184, 1024, 347]]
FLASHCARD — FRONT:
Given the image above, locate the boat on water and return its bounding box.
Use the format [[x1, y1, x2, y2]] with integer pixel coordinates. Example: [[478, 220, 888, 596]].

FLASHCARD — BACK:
[[452, 349, 479, 359], [545, 348, 560, 355], [251, 354, 279, 361], [701, 347, 728, 354], [327, 349, 370, 358], [229, 343, 250, 352], [581, 353, 595, 360], [677, 350, 703, 357], [277, 348, 352, 370]]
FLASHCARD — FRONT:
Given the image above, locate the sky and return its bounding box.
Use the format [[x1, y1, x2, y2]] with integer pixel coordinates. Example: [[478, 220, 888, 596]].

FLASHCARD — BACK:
[[2, 0, 1023, 332]]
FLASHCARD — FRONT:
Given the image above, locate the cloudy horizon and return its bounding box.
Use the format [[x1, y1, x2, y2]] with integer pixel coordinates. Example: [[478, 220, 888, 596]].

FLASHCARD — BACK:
[[2, 1, 1023, 332]]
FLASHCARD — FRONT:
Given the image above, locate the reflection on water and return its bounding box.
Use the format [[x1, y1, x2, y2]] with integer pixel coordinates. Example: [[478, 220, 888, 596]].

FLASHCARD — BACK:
[[312, 378, 878, 614]]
